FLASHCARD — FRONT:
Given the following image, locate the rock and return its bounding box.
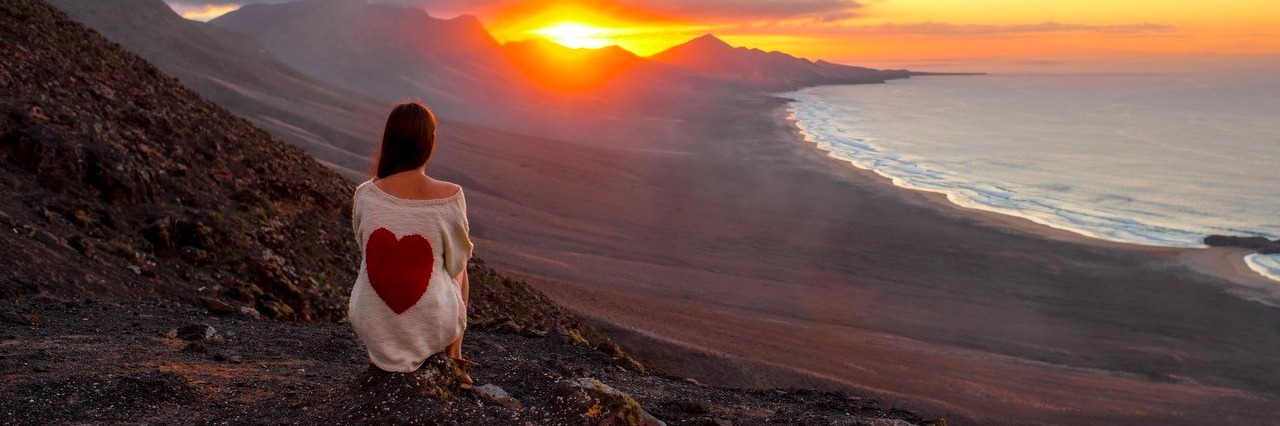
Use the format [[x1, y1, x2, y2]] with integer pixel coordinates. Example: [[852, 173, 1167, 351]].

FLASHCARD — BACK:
[[520, 327, 549, 338], [495, 319, 523, 335], [345, 353, 466, 422], [1204, 235, 1272, 250], [175, 323, 225, 344], [200, 297, 235, 315], [474, 384, 522, 409], [554, 377, 665, 426], [256, 298, 294, 320], [238, 306, 264, 320]]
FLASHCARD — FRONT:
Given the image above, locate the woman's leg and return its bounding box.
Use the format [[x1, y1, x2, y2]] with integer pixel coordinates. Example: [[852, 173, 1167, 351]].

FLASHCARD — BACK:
[[447, 272, 471, 384]]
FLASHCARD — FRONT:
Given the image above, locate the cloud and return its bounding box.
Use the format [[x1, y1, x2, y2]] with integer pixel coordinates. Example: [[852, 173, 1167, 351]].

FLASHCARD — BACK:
[[717, 20, 1178, 38], [636, 0, 863, 21], [848, 21, 1177, 36]]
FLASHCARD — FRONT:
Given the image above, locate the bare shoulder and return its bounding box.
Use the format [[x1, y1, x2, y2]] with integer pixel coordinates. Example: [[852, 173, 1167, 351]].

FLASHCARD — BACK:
[[425, 177, 463, 198]]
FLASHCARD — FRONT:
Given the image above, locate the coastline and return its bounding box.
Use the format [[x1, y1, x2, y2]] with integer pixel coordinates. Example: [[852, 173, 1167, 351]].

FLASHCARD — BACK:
[[462, 88, 1280, 425], [773, 94, 1280, 305]]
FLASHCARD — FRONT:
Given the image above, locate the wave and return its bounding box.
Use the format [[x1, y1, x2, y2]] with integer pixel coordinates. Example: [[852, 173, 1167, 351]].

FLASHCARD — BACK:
[[785, 88, 1280, 285], [1246, 254, 1280, 282], [786, 99, 1214, 248]]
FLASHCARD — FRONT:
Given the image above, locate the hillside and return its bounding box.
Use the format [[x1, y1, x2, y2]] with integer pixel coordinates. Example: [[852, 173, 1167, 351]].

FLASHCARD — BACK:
[[209, 0, 528, 122], [0, 1, 942, 424], [650, 34, 914, 91], [46, 0, 387, 179], [1, 0, 358, 322]]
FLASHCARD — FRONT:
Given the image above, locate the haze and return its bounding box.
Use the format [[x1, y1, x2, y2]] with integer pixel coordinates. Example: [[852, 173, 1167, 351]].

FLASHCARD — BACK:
[[164, 0, 1280, 72]]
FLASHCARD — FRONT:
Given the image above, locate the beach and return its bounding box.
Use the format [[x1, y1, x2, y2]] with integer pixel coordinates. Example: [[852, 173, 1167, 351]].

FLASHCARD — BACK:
[[440, 92, 1280, 425]]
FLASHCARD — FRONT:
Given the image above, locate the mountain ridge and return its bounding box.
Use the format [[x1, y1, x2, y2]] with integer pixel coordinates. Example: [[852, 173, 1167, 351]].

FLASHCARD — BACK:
[[650, 33, 916, 91], [48, 0, 387, 179]]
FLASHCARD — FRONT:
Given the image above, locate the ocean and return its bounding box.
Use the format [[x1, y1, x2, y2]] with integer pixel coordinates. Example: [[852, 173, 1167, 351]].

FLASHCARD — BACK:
[[785, 72, 1280, 282]]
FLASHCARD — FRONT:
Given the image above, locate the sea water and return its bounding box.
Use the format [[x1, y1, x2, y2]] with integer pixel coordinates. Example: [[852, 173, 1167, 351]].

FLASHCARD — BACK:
[[785, 72, 1280, 282]]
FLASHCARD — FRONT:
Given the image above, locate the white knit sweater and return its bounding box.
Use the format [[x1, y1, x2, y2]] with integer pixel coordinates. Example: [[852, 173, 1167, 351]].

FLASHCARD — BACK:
[[347, 179, 474, 372]]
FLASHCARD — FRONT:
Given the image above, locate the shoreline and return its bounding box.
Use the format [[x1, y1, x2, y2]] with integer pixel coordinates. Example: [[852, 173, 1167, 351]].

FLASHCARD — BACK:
[[464, 86, 1280, 425], [772, 95, 1280, 304]]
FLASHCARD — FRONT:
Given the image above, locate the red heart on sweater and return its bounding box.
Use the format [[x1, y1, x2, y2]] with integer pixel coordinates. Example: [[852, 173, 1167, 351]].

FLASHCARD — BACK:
[[365, 228, 434, 314]]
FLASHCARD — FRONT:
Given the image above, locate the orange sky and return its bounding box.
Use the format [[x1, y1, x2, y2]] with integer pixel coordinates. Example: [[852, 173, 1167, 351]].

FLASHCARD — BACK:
[[176, 0, 1280, 69], [483, 0, 1280, 64]]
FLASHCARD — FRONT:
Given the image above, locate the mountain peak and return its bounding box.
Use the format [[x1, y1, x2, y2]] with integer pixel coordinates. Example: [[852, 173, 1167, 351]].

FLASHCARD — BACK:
[[687, 33, 732, 49]]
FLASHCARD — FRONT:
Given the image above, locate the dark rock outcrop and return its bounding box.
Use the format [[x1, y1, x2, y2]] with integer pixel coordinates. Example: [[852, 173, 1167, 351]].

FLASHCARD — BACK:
[[1204, 235, 1274, 250], [554, 377, 666, 426], [1204, 235, 1280, 255]]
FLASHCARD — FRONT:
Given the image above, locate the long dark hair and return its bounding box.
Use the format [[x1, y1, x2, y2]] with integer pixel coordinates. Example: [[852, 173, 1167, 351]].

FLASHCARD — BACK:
[[372, 102, 437, 179]]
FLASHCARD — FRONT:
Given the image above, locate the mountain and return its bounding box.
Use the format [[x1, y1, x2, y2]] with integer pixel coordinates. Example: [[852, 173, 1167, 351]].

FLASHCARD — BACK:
[[502, 39, 646, 92], [207, 0, 746, 143], [650, 34, 914, 91], [1, 0, 359, 321], [502, 38, 739, 97], [47, 0, 387, 179], [209, 0, 529, 122]]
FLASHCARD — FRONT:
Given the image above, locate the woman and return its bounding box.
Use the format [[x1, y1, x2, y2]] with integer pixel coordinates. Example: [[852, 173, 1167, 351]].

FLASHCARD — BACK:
[[348, 101, 476, 387]]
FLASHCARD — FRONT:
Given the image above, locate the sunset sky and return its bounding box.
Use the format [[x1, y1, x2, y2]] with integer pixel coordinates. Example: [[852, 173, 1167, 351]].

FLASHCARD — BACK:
[[166, 0, 1280, 71]]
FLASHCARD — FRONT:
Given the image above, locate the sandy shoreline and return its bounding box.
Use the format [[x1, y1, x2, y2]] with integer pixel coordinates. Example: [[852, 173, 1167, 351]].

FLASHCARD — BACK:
[[771, 104, 1280, 305]]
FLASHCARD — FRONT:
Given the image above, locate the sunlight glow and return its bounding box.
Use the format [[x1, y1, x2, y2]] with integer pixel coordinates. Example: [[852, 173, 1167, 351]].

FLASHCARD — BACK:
[[169, 3, 239, 22], [532, 23, 614, 49]]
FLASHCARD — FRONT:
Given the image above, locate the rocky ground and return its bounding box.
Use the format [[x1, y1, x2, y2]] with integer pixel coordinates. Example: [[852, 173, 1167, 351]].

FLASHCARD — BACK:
[[1, 261, 939, 426]]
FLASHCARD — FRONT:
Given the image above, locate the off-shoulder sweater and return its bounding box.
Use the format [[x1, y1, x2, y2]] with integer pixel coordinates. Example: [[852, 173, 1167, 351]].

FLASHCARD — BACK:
[[347, 179, 474, 372]]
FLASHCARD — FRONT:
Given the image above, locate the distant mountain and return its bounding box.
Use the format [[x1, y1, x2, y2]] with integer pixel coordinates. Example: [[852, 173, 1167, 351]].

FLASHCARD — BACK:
[[502, 38, 735, 97], [209, 0, 529, 122], [502, 39, 645, 92], [48, 0, 387, 179], [650, 34, 914, 91], [1, 0, 358, 320], [207, 0, 743, 141]]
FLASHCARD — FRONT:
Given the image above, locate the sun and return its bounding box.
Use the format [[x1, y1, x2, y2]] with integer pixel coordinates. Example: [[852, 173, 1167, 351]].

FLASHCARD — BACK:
[[531, 22, 613, 49]]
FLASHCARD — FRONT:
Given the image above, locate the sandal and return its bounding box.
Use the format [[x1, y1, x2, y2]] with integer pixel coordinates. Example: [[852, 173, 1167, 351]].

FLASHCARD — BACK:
[[450, 357, 479, 389]]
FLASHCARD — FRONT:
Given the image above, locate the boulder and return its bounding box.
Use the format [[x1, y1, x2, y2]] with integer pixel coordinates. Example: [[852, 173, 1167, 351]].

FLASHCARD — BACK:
[[175, 323, 225, 344], [474, 384, 522, 409], [554, 377, 665, 426]]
